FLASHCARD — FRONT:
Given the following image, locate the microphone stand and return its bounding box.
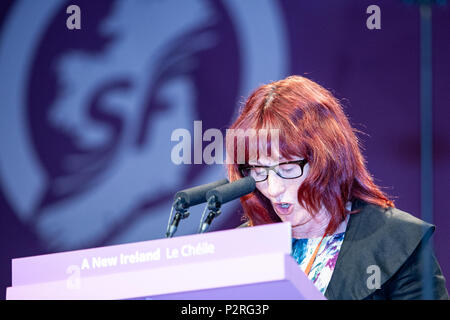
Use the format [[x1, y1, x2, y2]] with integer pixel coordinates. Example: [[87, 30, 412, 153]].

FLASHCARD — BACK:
[[166, 198, 190, 238], [198, 195, 221, 234]]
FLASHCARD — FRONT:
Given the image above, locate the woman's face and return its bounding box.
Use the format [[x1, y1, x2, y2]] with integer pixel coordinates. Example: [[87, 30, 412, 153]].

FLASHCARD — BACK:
[[251, 153, 312, 228]]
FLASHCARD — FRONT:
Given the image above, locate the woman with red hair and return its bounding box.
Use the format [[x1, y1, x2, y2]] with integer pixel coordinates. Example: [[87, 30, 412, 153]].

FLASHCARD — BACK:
[[226, 75, 448, 300]]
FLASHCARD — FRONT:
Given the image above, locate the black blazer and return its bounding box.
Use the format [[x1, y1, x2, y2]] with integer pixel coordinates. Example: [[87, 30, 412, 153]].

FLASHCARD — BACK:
[[238, 199, 449, 300]]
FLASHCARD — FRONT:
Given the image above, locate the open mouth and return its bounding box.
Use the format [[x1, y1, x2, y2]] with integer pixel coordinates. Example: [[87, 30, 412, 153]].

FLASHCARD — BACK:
[[274, 202, 293, 215]]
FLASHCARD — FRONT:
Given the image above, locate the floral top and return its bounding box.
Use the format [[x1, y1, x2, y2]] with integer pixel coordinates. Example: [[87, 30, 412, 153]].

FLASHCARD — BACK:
[[291, 232, 346, 295]]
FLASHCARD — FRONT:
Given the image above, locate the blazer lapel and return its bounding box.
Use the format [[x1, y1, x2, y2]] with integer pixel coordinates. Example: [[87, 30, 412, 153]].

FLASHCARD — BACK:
[[324, 199, 365, 299], [325, 199, 433, 300]]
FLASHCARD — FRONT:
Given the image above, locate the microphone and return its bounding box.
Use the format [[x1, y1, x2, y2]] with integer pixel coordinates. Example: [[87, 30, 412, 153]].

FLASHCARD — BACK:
[[205, 176, 256, 205], [173, 178, 229, 210], [199, 176, 256, 233], [166, 178, 229, 238]]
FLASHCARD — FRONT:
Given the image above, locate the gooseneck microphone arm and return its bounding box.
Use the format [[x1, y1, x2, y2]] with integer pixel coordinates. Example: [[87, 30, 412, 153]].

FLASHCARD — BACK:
[[198, 194, 222, 234], [165, 197, 189, 238], [198, 176, 256, 233], [165, 178, 229, 238]]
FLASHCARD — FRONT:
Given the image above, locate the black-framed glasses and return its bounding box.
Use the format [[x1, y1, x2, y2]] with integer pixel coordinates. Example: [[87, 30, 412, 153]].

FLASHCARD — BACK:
[[239, 159, 308, 182]]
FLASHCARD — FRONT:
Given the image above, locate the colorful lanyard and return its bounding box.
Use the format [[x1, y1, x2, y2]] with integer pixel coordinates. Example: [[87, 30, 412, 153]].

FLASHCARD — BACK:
[[304, 233, 327, 276]]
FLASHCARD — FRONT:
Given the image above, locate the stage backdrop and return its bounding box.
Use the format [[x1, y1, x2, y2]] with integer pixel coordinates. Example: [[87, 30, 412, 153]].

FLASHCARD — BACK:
[[0, 0, 449, 299]]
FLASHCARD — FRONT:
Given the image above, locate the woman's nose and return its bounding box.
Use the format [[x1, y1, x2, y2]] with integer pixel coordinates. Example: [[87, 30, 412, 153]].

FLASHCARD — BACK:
[[266, 170, 285, 198]]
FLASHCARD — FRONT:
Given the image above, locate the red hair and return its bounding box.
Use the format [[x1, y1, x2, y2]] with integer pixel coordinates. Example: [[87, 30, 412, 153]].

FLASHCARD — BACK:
[[226, 75, 394, 235]]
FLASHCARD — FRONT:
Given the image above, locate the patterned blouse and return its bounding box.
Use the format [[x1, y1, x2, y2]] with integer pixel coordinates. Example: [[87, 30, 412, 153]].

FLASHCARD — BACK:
[[291, 231, 346, 295]]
